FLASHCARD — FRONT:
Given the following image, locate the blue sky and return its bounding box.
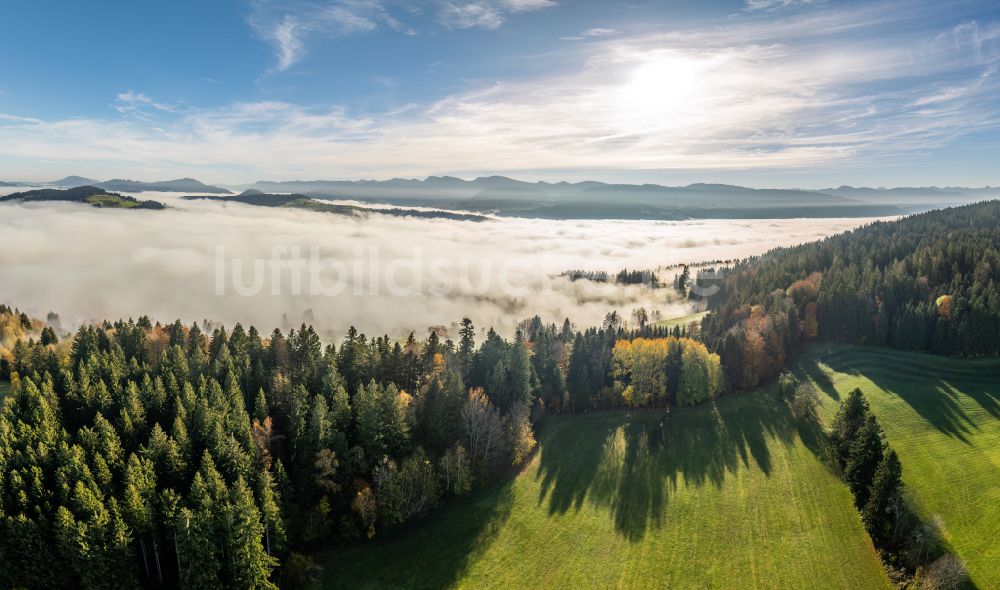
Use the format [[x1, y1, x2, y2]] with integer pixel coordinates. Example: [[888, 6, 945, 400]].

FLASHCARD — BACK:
[[1, 0, 998, 187]]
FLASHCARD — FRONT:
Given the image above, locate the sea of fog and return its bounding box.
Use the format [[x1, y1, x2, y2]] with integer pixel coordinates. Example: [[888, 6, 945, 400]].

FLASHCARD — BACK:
[[0, 187, 889, 339]]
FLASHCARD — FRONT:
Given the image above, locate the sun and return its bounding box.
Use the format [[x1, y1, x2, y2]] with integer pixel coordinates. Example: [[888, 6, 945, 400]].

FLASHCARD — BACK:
[[615, 53, 711, 132]]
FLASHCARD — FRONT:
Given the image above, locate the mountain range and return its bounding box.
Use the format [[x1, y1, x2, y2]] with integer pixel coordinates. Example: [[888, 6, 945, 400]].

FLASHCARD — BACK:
[[248, 176, 997, 219], [4, 174, 997, 220], [48, 176, 231, 194]]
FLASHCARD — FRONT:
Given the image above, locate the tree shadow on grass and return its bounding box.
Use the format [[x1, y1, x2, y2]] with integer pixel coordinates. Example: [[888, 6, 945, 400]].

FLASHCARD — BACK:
[[315, 480, 516, 590], [534, 391, 819, 542], [806, 365, 841, 401], [799, 346, 1000, 444]]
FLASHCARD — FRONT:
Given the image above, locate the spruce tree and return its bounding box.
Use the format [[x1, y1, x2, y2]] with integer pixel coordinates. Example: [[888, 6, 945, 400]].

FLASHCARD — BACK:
[[458, 318, 476, 381], [226, 477, 278, 589], [844, 414, 884, 509], [861, 449, 904, 547], [829, 388, 870, 468]]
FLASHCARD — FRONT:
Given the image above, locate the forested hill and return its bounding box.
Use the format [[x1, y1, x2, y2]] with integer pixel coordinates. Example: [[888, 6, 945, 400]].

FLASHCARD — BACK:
[[700, 200, 1000, 390], [185, 191, 489, 222], [0, 186, 166, 209]]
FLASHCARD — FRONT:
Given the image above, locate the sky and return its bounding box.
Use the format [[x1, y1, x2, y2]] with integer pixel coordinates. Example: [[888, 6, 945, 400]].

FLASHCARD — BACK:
[[0, 0, 998, 187]]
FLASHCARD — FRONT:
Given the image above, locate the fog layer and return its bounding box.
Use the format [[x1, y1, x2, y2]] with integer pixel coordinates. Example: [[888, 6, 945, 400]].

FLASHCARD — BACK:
[[0, 188, 885, 338]]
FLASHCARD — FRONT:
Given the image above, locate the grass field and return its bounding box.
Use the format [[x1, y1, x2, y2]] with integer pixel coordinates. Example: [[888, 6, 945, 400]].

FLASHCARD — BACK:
[[794, 344, 1000, 589], [85, 194, 139, 208], [315, 389, 889, 589], [651, 310, 708, 330]]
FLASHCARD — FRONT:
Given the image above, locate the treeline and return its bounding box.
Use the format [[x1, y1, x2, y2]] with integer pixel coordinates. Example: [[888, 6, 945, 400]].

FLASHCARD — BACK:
[[828, 388, 967, 587], [615, 269, 658, 285], [562, 268, 659, 286], [564, 269, 610, 282], [697, 201, 1000, 391], [702, 202, 1000, 375]]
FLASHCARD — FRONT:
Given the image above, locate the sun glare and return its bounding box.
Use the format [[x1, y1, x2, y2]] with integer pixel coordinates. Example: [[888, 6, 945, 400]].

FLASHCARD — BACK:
[[616, 54, 711, 132]]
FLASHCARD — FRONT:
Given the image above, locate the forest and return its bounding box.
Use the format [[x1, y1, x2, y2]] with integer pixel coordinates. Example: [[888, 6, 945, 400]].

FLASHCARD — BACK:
[[698, 201, 1000, 390]]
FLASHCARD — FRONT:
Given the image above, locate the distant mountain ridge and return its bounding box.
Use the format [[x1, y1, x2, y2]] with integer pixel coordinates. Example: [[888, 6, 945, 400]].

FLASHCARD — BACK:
[[5, 173, 995, 220], [817, 185, 998, 205], [50, 175, 99, 187], [44, 176, 231, 193], [96, 178, 231, 193], [251, 175, 857, 202], [252, 175, 996, 198], [248, 176, 910, 219]]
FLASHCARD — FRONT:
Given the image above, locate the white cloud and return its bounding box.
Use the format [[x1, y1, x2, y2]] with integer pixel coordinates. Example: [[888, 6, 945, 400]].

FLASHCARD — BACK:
[[250, 0, 550, 69], [911, 86, 970, 107], [562, 27, 618, 41], [439, 2, 505, 29], [500, 0, 556, 12], [114, 91, 178, 116], [438, 0, 553, 29], [745, 0, 824, 11], [250, 0, 392, 71], [270, 15, 305, 71], [112, 91, 181, 128], [944, 20, 1000, 64]]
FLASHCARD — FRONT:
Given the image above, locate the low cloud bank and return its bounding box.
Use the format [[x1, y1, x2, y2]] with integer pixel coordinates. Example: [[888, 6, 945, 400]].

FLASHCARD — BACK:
[[0, 188, 882, 339]]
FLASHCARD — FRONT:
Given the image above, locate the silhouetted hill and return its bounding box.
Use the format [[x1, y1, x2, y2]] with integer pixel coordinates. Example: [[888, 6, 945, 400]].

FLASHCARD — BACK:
[[96, 178, 231, 194], [49, 175, 99, 187]]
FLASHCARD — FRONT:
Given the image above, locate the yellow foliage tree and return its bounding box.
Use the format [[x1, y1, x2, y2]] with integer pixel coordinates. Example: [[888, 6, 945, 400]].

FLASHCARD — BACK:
[[936, 294, 953, 320], [613, 337, 723, 408]]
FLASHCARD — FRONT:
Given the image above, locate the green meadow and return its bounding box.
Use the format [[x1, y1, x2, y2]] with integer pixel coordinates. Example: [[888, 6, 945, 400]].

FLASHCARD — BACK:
[[316, 384, 889, 589], [85, 194, 140, 208], [796, 344, 1000, 589], [651, 310, 709, 330]]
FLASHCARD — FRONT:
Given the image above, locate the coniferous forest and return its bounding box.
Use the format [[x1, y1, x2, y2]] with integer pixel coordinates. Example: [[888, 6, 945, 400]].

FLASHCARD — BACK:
[[701, 201, 1000, 390]]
